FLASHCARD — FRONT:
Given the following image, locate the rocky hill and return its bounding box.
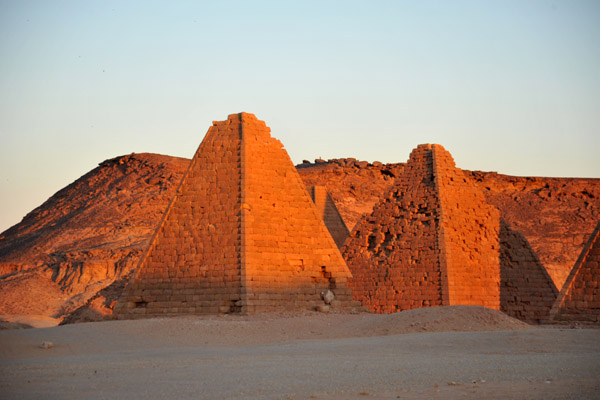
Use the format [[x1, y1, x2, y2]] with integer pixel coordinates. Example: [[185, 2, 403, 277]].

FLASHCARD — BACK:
[[1, 153, 598, 323], [297, 158, 405, 230], [467, 171, 599, 287], [0, 153, 189, 322]]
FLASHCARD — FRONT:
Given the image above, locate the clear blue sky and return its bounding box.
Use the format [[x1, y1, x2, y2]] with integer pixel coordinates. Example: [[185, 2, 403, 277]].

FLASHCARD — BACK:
[[1, 0, 599, 233]]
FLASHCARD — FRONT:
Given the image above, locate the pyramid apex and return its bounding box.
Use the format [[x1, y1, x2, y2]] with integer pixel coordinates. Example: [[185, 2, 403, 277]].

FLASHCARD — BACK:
[[239, 111, 257, 119], [415, 143, 447, 152], [407, 143, 455, 169], [226, 112, 260, 121], [211, 113, 267, 127], [416, 143, 433, 150]]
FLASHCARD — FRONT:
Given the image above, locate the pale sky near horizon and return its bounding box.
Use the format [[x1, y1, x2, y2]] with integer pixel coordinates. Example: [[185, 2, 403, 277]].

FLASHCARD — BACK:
[[0, 0, 599, 233]]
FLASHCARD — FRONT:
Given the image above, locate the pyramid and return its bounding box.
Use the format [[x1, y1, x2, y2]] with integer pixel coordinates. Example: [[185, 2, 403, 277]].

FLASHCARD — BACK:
[[307, 186, 350, 248], [499, 220, 558, 322], [114, 113, 356, 318], [549, 221, 600, 322], [342, 144, 501, 313]]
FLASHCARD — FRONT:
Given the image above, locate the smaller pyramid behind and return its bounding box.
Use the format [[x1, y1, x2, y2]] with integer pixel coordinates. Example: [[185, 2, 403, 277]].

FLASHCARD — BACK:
[[342, 144, 501, 313], [308, 186, 350, 248], [549, 221, 600, 322], [115, 113, 357, 318]]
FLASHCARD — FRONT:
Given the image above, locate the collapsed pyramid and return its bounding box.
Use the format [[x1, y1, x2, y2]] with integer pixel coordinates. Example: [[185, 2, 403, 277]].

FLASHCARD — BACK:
[[342, 144, 501, 313], [550, 221, 600, 322], [115, 113, 356, 318]]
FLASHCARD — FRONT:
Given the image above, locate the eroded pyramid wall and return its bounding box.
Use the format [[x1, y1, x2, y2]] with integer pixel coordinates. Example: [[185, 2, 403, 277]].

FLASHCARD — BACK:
[[115, 113, 357, 318], [550, 221, 600, 322], [342, 145, 445, 312], [343, 144, 501, 313]]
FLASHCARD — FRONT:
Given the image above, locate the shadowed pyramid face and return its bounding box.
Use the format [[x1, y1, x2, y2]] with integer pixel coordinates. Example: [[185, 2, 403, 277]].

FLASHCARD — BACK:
[[343, 144, 502, 313], [307, 185, 350, 249], [551, 221, 600, 321], [115, 113, 358, 318]]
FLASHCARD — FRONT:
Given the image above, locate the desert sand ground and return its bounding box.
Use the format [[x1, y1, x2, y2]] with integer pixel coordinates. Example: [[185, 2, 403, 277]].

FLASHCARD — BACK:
[[1, 306, 598, 400]]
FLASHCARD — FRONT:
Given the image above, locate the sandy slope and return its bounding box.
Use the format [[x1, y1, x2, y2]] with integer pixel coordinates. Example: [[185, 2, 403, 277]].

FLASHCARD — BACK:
[[1, 306, 599, 400]]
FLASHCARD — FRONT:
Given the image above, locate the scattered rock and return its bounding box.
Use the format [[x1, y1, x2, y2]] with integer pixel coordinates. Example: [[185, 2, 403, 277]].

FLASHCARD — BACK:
[[40, 341, 53, 349], [316, 305, 330, 313], [321, 290, 335, 305]]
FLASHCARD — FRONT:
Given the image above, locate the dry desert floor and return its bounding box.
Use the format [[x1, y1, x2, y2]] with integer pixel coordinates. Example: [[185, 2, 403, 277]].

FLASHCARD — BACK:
[[0, 306, 599, 400]]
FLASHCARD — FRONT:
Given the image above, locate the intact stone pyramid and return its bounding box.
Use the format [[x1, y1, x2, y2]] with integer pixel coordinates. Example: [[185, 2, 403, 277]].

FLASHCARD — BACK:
[[342, 144, 501, 313], [550, 221, 600, 322], [115, 113, 356, 318]]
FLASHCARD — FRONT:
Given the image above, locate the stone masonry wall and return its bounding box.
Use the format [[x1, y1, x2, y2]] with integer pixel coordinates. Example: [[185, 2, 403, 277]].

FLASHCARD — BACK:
[[308, 186, 350, 249], [115, 117, 244, 318], [433, 145, 501, 310], [241, 114, 355, 312], [551, 221, 600, 322], [343, 144, 444, 313]]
